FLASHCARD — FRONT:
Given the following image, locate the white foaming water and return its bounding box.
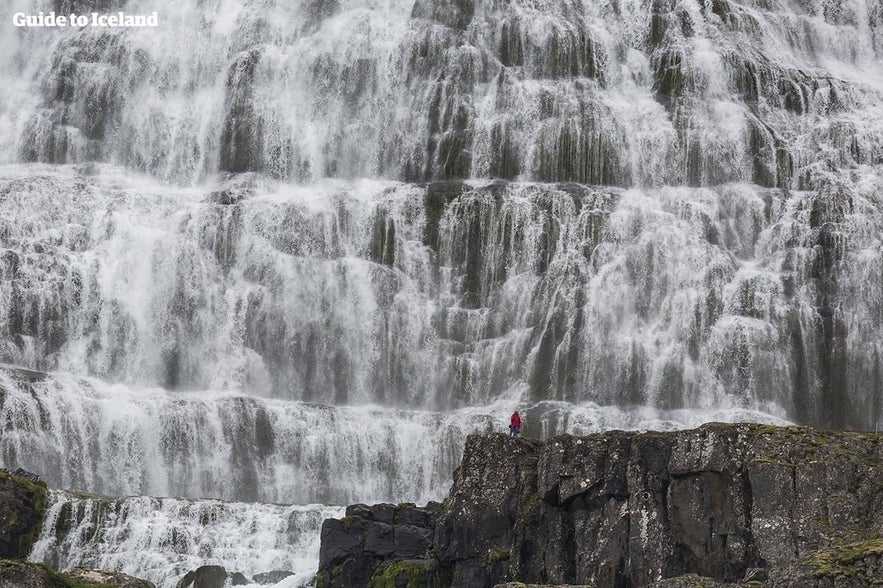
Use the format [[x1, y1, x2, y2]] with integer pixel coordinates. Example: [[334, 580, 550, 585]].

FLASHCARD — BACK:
[[0, 164, 880, 426], [30, 490, 344, 588], [0, 367, 790, 505], [0, 0, 879, 185], [0, 0, 881, 583], [4, 364, 793, 585]]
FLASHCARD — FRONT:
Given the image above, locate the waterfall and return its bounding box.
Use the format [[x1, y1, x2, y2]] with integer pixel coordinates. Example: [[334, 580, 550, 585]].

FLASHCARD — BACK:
[[0, 166, 878, 427], [30, 490, 344, 588], [0, 0, 881, 584]]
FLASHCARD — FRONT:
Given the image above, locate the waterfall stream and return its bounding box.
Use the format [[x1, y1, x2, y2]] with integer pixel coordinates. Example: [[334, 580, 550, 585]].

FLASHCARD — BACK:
[[0, 0, 881, 584]]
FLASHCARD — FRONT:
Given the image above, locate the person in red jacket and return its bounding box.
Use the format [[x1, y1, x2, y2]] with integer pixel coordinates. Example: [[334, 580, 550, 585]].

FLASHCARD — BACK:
[[509, 411, 522, 437]]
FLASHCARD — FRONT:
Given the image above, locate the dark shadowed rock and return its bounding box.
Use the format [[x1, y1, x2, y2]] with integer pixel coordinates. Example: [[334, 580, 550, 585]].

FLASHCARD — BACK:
[[365, 522, 395, 556], [0, 469, 47, 559], [394, 525, 434, 557], [320, 517, 369, 569], [319, 424, 883, 587], [650, 575, 742, 587], [317, 502, 444, 587], [176, 565, 228, 588], [252, 570, 294, 584], [371, 503, 396, 525], [345, 503, 374, 519]]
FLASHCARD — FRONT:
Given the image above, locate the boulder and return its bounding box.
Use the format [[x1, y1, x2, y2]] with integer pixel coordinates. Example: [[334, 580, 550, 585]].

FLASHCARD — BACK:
[[253, 570, 294, 584], [176, 565, 229, 588]]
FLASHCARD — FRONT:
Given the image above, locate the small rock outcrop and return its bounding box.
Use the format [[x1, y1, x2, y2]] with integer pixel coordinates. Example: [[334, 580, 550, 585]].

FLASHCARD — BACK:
[[253, 570, 295, 584], [0, 469, 47, 559], [0, 560, 154, 588], [317, 502, 448, 587], [318, 423, 883, 587], [68, 567, 156, 588], [176, 565, 251, 588]]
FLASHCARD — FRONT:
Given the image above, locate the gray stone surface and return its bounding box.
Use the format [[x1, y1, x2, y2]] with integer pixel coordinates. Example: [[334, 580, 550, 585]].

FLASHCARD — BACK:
[[318, 423, 883, 587]]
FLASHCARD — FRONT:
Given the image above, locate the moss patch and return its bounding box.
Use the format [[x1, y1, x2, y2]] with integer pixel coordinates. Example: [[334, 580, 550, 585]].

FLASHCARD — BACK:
[[480, 548, 511, 566], [340, 516, 359, 531], [802, 538, 883, 578], [368, 560, 428, 588]]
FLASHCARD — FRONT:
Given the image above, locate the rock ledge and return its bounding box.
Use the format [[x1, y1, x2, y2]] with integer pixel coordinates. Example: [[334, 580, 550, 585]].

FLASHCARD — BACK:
[[318, 423, 883, 587]]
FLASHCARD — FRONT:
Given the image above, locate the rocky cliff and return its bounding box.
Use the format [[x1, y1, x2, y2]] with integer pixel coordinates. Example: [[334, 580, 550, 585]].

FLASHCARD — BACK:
[[317, 423, 883, 587]]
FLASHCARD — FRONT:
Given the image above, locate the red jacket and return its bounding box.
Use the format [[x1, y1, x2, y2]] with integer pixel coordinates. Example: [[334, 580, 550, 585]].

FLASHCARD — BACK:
[[510, 413, 521, 427]]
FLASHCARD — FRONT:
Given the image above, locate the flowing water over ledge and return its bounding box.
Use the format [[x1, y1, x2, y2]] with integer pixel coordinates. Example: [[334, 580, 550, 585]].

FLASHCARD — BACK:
[[30, 490, 343, 588], [0, 366, 790, 506], [0, 165, 879, 429]]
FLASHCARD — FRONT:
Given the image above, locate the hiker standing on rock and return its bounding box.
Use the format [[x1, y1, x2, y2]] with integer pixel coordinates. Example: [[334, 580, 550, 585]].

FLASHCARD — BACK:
[[509, 411, 521, 436]]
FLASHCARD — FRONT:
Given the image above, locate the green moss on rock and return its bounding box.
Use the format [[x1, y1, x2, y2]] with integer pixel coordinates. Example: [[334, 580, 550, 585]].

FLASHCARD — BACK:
[[0, 470, 49, 558], [367, 560, 426, 588], [340, 516, 359, 531], [367, 559, 449, 588], [480, 548, 511, 565], [802, 538, 883, 578]]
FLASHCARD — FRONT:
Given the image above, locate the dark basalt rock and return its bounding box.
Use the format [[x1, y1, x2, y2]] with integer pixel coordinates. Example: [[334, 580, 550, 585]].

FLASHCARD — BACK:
[[252, 570, 294, 584], [178, 566, 252, 588], [317, 503, 445, 587], [319, 424, 883, 587], [0, 469, 47, 559], [176, 565, 238, 588]]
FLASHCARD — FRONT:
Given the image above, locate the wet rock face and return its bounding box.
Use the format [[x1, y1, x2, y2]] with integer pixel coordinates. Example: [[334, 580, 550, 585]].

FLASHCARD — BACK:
[[0, 469, 47, 559], [319, 424, 883, 587]]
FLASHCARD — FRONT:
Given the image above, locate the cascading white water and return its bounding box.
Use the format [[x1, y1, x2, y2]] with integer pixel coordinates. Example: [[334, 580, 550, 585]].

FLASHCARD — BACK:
[[30, 490, 344, 588], [0, 364, 790, 505], [0, 0, 881, 584], [0, 165, 878, 425]]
